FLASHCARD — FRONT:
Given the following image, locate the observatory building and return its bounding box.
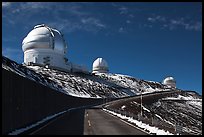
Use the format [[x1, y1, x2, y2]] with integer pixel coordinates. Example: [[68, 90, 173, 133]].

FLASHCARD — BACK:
[[22, 24, 87, 73], [92, 58, 109, 74], [162, 76, 176, 88]]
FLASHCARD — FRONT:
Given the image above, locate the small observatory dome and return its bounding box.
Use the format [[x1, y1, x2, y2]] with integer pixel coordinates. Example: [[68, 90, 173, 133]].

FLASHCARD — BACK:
[[22, 24, 67, 54], [162, 76, 176, 88], [92, 58, 109, 74]]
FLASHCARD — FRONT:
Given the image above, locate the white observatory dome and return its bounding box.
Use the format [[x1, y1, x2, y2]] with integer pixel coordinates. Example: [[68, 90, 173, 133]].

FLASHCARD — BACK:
[[92, 58, 109, 74], [22, 24, 71, 71], [22, 24, 67, 54], [162, 76, 176, 88]]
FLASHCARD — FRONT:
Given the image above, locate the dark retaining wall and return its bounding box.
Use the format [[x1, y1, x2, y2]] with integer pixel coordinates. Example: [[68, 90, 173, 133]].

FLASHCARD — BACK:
[[2, 68, 103, 134]]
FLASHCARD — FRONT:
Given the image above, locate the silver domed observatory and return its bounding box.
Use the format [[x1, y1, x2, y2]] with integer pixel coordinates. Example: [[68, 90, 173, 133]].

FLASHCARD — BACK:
[[22, 24, 87, 73], [162, 76, 176, 88], [92, 58, 109, 74]]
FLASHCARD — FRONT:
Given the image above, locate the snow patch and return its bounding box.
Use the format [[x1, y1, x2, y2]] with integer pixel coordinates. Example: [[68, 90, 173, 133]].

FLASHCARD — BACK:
[[142, 106, 150, 112], [8, 110, 67, 135], [121, 105, 126, 110], [103, 108, 174, 135]]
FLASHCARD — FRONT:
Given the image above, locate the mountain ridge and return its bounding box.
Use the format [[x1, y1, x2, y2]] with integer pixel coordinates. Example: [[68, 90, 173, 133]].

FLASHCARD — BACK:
[[2, 55, 181, 98], [2, 55, 202, 135]]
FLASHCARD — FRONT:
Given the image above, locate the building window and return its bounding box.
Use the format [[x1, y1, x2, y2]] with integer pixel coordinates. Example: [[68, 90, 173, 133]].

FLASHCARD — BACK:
[[33, 56, 37, 63], [64, 57, 68, 63], [43, 56, 50, 65]]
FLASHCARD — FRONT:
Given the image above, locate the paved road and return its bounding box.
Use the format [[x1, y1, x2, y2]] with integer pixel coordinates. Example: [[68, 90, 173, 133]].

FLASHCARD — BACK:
[[25, 90, 180, 135], [30, 109, 86, 135], [83, 108, 148, 135], [28, 107, 148, 135], [108, 89, 181, 105]]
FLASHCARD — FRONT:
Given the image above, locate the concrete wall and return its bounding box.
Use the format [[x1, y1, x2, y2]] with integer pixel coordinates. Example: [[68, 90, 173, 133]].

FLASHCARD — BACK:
[[2, 68, 103, 134]]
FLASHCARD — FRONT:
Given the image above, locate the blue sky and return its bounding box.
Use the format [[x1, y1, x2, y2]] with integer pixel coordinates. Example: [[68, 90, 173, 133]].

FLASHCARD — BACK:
[[2, 2, 202, 95]]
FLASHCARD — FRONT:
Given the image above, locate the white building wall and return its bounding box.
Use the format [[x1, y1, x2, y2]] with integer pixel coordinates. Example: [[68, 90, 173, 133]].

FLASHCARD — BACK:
[[24, 49, 71, 71], [22, 25, 89, 73], [92, 69, 108, 74], [165, 81, 176, 88], [92, 58, 109, 74], [162, 77, 176, 88]]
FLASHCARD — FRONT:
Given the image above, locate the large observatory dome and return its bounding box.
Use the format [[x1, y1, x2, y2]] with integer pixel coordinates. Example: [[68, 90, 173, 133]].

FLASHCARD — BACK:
[[92, 58, 109, 74], [22, 24, 67, 54], [162, 76, 176, 88], [22, 24, 71, 71]]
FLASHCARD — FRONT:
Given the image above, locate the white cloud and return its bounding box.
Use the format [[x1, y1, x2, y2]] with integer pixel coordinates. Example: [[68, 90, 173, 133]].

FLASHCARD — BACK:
[[184, 22, 202, 31], [111, 2, 119, 7], [95, 22, 106, 28], [147, 15, 166, 23], [161, 24, 168, 30], [118, 27, 125, 33], [81, 17, 106, 28], [128, 14, 135, 18], [147, 15, 201, 32], [20, 2, 61, 11], [169, 18, 202, 31], [156, 16, 166, 22], [67, 4, 89, 17], [2, 2, 11, 8], [3, 2, 52, 14], [47, 16, 106, 34], [170, 19, 182, 25], [20, 2, 47, 9], [126, 20, 131, 24], [48, 21, 82, 33], [147, 17, 156, 23], [81, 18, 93, 24], [3, 2, 107, 34], [119, 6, 128, 15]]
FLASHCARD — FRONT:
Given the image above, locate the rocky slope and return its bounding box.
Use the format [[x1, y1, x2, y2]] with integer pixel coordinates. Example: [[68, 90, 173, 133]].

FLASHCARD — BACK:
[[2, 56, 202, 135], [2, 56, 171, 98], [104, 90, 202, 135]]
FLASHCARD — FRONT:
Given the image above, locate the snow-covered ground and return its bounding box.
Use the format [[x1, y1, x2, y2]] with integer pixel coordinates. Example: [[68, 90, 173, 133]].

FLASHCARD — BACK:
[[103, 108, 173, 135], [8, 110, 67, 135], [94, 73, 170, 95], [163, 94, 202, 101], [2, 56, 202, 135], [2, 56, 173, 99], [8, 105, 92, 135], [105, 90, 202, 135]]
